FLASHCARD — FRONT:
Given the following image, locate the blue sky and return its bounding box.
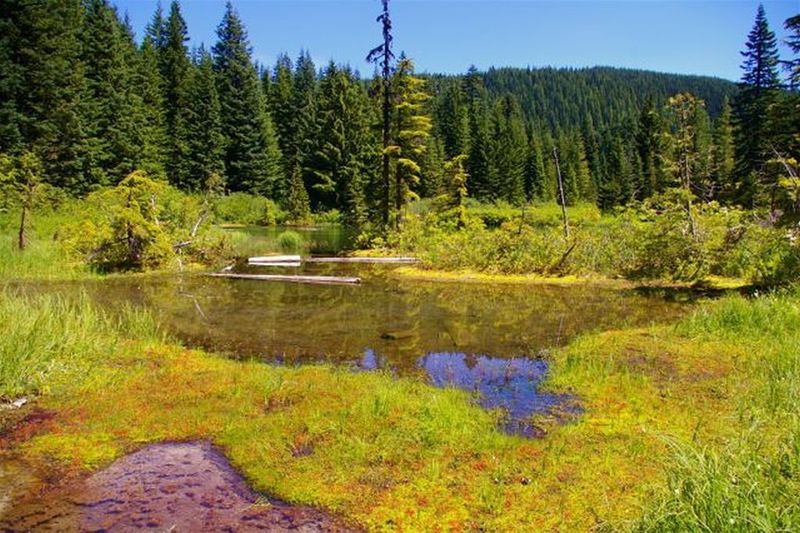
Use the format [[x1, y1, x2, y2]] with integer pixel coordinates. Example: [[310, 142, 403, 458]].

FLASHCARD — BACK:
[[114, 0, 798, 81]]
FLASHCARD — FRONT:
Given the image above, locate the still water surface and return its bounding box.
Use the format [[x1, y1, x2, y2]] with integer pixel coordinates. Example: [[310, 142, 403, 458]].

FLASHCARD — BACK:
[[16, 226, 696, 435]]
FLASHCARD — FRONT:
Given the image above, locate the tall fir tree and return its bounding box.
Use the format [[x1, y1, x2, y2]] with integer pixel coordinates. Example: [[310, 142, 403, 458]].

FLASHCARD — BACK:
[[158, 0, 192, 187], [490, 94, 528, 204], [436, 80, 469, 159], [366, 0, 395, 227], [80, 0, 144, 185], [0, 0, 88, 191], [213, 1, 282, 195], [784, 14, 800, 89], [269, 53, 296, 192], [305, 64, 374, 226], [389, 57, 432, 227], [636, 96, 665, 199], [733, 4, 781, 207], [184, 46, 225, 190], [712, 98, 736, 200], [463, 66, 494, 201], [293, 50, 319, 201], [136, 35, 168, 178], [524, 133, 548, 201]]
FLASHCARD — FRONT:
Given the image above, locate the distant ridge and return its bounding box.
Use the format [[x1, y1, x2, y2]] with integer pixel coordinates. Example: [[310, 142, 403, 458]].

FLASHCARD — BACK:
[[426, 65, 737, 133]]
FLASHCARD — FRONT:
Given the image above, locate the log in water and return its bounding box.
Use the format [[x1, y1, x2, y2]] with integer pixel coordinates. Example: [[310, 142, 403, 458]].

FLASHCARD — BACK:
[[208, 273, 361, 285], [247, 255, 302, 264], [304, 256, 418, 264]]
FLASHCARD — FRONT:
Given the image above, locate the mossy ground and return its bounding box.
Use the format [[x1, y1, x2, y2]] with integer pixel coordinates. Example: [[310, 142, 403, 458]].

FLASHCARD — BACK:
[[4, 289, 795, 530]]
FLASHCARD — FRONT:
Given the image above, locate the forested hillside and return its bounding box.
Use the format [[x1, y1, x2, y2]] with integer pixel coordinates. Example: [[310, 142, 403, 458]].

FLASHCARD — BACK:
[[430, 66, 736, 131], [1, 0, 798, 229]]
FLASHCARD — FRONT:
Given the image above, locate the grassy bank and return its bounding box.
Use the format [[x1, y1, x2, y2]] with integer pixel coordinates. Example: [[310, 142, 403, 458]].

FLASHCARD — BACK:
[[2, 288, 799, 529]]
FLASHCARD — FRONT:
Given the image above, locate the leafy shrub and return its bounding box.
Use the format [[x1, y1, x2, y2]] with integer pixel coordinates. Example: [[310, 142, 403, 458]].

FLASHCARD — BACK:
[[212, 192, 285, 225], [60, 171, 227, 272]]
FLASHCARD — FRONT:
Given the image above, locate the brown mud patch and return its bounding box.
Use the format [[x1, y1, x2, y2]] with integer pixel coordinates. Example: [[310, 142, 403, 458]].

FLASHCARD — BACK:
[[0, 409, 57, 448], [0, 441, 358, 532]]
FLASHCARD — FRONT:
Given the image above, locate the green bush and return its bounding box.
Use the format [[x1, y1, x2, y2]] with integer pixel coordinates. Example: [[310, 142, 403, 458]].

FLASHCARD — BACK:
[[212, 192, 285, 225], [59, 171, 227, 272]]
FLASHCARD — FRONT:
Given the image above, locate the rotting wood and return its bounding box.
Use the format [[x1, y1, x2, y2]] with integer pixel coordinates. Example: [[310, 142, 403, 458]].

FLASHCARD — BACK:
[[207, 273, 361, 285]]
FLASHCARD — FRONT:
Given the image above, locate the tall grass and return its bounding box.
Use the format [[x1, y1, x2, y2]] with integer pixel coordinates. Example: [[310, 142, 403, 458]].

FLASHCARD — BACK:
[[0, 292, 162, 398], [635, 289, 800, 531]]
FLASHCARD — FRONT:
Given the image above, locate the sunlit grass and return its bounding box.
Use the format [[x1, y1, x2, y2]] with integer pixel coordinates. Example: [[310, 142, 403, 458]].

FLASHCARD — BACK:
[[3, 289, 800, 529]]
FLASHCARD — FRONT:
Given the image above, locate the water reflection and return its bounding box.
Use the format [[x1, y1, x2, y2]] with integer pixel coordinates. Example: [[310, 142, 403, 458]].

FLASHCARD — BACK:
[[419, 352, 575, 437]]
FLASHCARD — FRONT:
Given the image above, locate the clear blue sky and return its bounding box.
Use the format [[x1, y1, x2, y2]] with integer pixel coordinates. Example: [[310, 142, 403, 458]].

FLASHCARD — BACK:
[[114, 0, 798, 81]]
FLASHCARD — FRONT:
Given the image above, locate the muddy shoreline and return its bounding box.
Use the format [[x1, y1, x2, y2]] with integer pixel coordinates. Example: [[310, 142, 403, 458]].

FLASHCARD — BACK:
[[1, 441, 357, 532]]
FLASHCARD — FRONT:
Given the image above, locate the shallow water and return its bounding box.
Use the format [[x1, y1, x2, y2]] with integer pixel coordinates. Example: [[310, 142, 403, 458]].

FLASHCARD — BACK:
[[14, 258, 691, 435]]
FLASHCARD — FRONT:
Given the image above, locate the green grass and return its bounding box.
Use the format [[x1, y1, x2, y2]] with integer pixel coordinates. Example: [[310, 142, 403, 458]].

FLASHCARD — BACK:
[[2, 278, 800, 528], [0, 292, 162, 398], [0, 206, 95, 280]]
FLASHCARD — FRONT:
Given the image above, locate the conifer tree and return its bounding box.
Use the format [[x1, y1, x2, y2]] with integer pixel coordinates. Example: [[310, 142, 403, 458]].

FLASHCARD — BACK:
[[366, 0, 395, 227], [491, 94, 527, 204], [269, 54, 296, 185], [463, 66, 494, 201], [692, 102, 715, 200], [525, 133, 548, 201], [636, 96, 665, 199], [0, 0, 88, 191], [306, 63, 373, 226], [184, 47, 225, 191], [136, 36, 168, 178], [443, 154, 469, 228], [419, 136, 445, 198], [784, 14, 800, 89], [159, 0, 192, 187], [712, 98, 736, 200], [389, 57, 432, 227], [436, 81, 469, 159], [213, 1, 282, 195], [664, 93, 703, 197], [293, 50, 319, 200], [80, 0, 143, 185], [145, 1, 167, 51], [733, 4, 781, 207], [286, 165, 311, 223]]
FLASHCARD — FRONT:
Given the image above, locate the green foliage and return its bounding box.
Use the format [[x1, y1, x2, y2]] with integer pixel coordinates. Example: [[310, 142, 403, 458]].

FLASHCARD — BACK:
[[390, 57, 433, 227], [212, 192, 284, 226], [286, 166, 311, 224], [389, 194, 799, 284], [213, 2, 282, 195], [277, 230, 303, 253], [0, 292, 162, 397], [636, 291, 800, 531], [58, 171, 228, 272]]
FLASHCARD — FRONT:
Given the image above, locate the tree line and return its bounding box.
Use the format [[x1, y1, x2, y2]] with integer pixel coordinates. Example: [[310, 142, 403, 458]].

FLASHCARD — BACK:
[[1, 0, 798, 229]]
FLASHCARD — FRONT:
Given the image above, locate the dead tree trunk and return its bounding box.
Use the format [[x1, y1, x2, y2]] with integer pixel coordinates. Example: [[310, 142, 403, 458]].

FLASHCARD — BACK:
[[553, 147, 570, 239]]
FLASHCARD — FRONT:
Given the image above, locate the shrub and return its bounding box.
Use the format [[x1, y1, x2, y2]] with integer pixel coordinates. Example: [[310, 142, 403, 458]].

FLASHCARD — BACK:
[[212, 193, 285, 225]]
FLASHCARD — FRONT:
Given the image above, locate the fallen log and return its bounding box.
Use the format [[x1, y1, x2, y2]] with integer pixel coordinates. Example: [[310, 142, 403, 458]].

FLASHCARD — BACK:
[[248, 262, 302, 268], [248, 255, 302, 264], [207, 273, 361, 285], [304, 256, 418, 264]]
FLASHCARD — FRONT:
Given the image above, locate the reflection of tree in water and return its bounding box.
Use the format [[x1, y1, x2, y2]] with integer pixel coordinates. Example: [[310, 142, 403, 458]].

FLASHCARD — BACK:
[[42, 270, 688, 374]]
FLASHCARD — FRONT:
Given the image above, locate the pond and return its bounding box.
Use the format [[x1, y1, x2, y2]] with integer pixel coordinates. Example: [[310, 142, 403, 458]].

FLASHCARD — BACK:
[[18, 257, 692, 436]]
